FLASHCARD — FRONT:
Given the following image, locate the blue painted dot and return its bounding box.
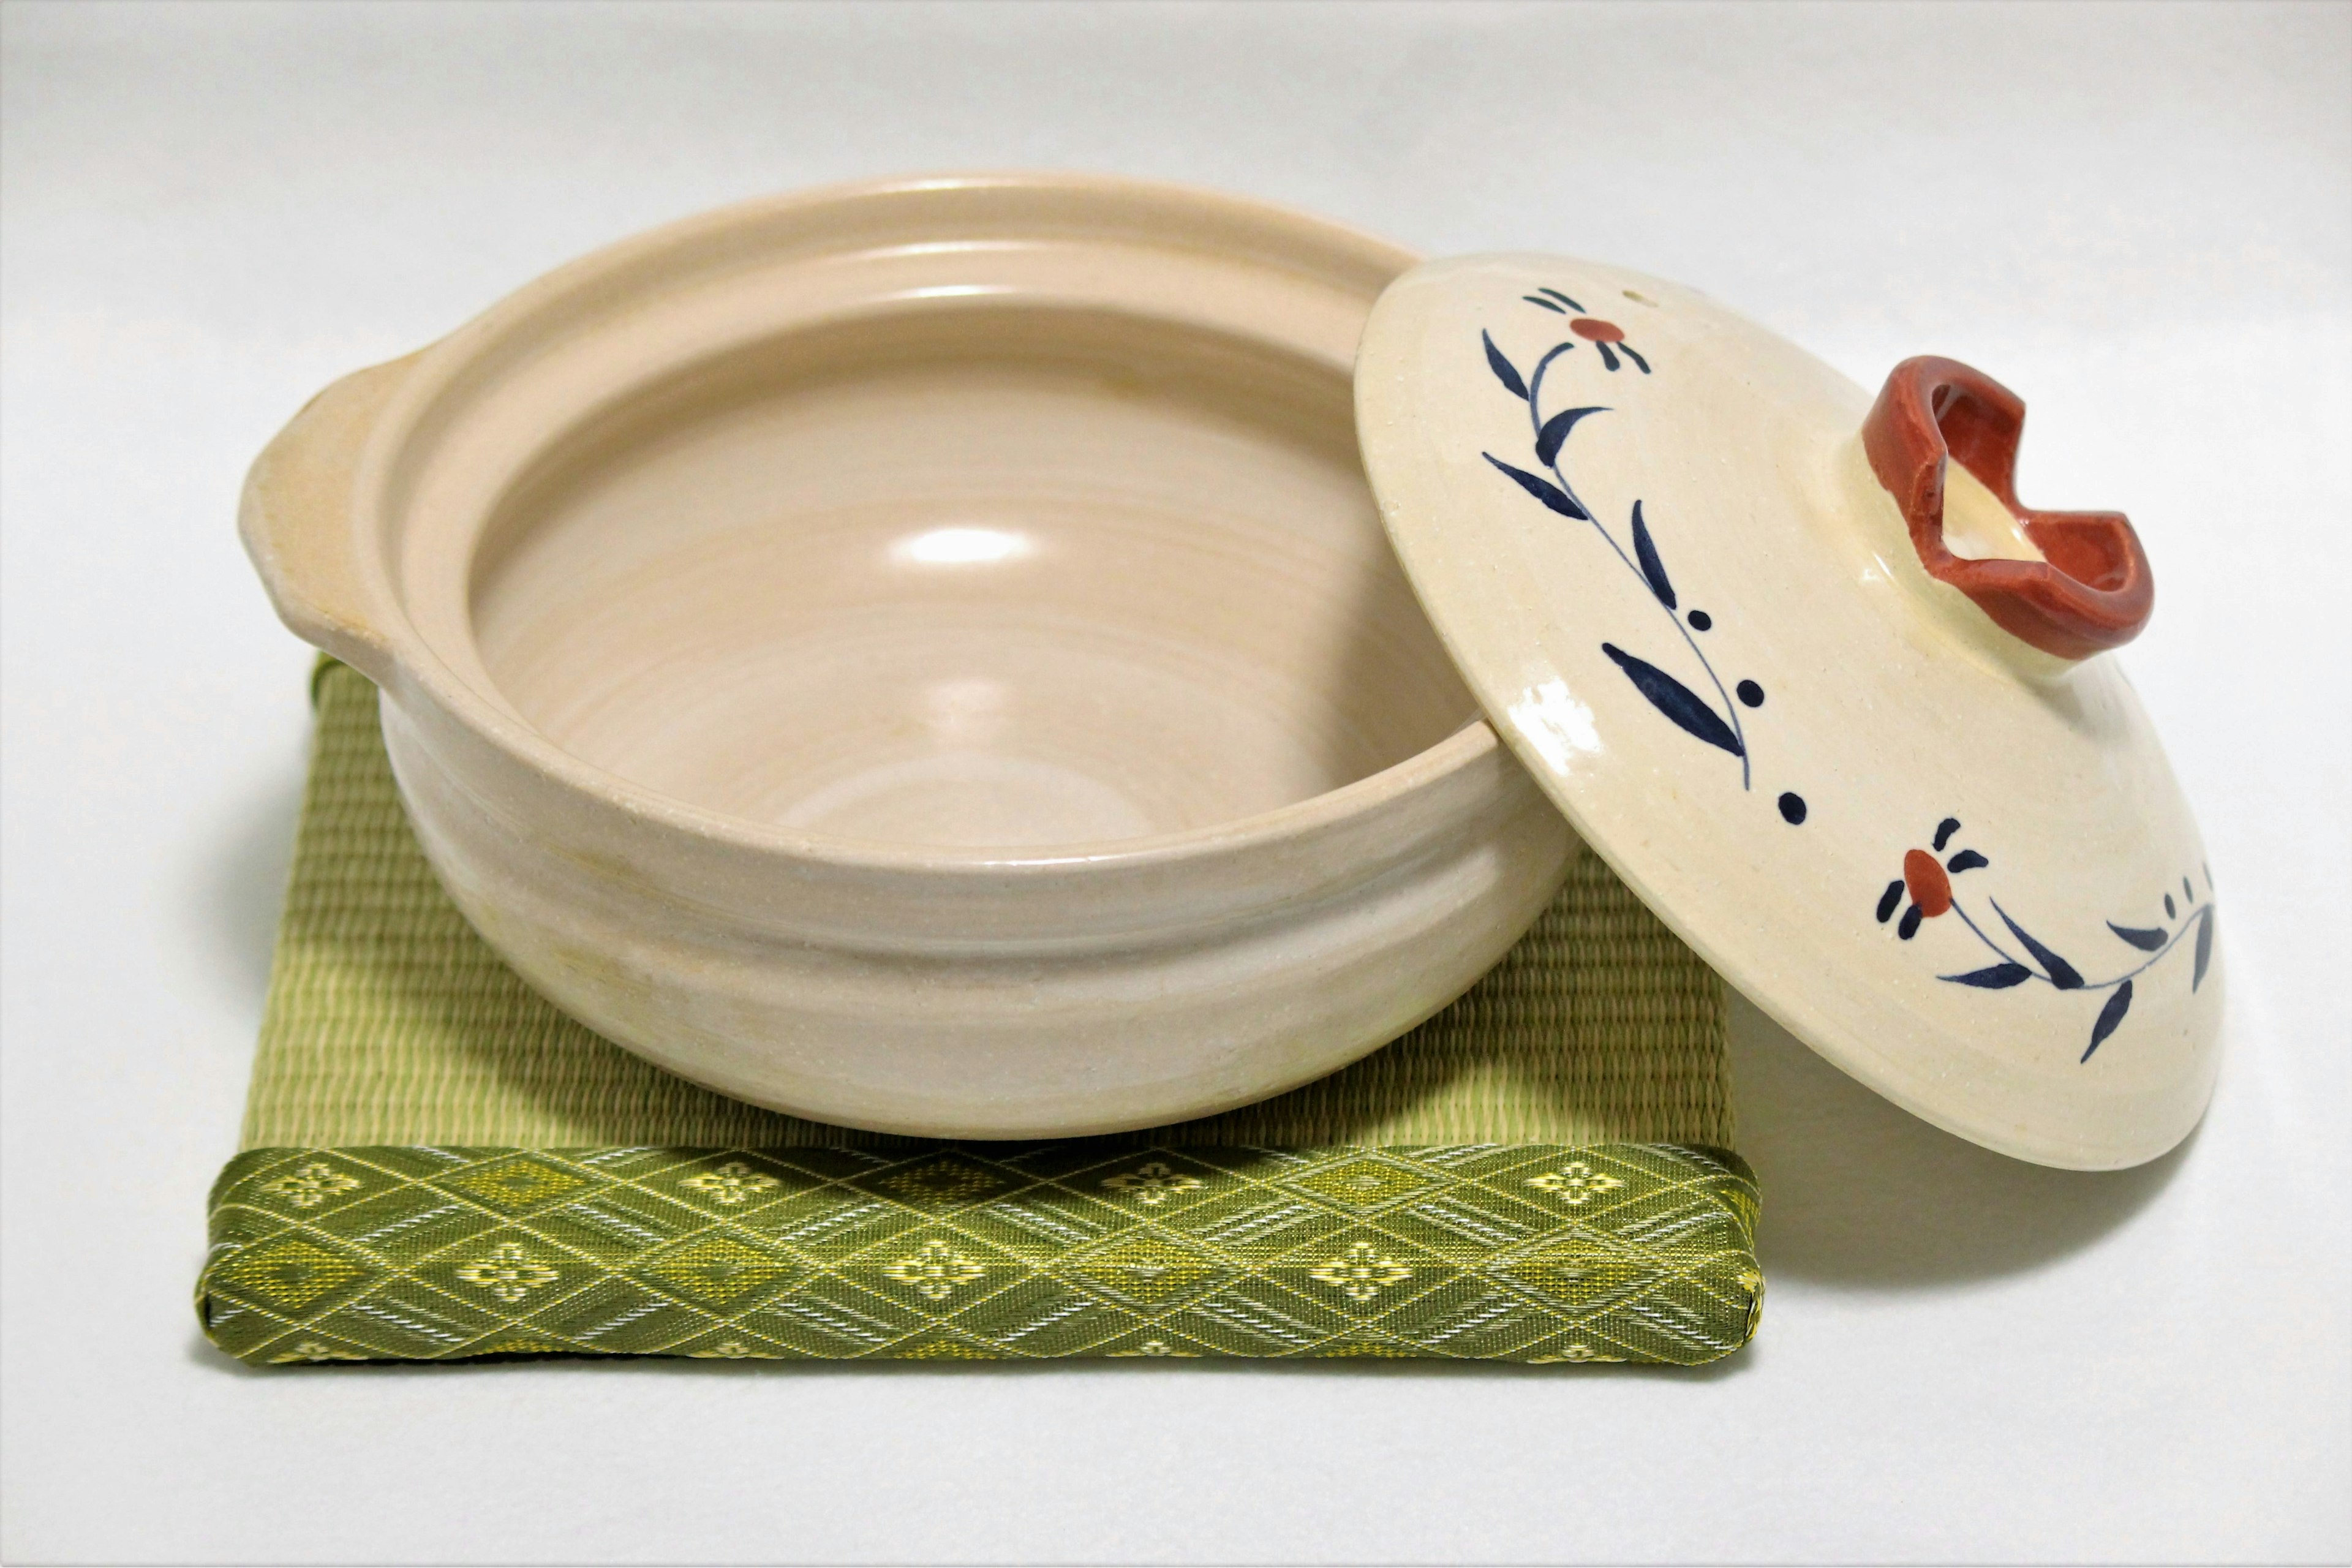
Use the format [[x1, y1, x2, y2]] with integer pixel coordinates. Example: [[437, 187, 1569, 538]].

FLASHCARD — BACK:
[[1777, 791, 1807, 824], [1687, 609, 1712, 631], [1737, 679, 1765, 707]]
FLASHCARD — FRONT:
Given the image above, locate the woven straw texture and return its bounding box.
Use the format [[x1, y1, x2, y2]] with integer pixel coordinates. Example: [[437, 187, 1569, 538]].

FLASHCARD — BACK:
[[199, 662, 1757, 1365]]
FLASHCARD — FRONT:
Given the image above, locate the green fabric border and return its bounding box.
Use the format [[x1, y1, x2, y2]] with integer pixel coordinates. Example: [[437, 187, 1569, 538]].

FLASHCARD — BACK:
[[202, 1142, 1759, 1365]]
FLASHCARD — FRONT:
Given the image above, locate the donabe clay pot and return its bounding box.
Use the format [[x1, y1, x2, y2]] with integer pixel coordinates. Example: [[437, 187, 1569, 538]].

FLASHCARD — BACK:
[[246, 170, 2222, 1170], [241, 175, 1577, 1137]]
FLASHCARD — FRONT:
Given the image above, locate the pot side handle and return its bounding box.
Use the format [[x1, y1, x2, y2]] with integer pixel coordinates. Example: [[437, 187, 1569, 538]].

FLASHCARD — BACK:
[[238, 354, 421, 684]]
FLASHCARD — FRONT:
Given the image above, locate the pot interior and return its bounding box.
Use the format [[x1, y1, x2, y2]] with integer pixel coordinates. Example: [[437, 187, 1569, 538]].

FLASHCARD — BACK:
[[470, 305, 1477, 850]]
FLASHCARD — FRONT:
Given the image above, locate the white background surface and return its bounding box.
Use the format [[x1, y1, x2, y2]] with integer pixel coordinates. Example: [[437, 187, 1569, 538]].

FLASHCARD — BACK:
[[3, 3, 2346, 1562]]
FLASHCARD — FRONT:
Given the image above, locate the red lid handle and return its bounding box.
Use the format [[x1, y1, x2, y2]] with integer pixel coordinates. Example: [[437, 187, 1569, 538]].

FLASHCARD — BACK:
[[1861, 356, 2152, 660]]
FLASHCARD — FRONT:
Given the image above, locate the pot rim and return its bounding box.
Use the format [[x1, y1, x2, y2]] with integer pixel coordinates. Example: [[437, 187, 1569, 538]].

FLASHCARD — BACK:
[[345, 170, 1509, 878]]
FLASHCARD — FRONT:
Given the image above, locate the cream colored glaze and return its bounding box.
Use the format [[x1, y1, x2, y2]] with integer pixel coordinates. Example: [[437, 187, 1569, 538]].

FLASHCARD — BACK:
[[471, 309, 1475, 845], [241, 175, 1575, 1137]]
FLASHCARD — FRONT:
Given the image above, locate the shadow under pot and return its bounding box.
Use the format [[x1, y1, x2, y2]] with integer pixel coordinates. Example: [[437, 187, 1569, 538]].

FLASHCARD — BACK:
[[239, 177, 1578, 1138]]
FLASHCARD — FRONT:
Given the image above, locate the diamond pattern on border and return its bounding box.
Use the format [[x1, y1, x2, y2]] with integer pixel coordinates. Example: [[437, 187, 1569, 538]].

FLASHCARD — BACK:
[[199, 1143, 1758, 1365]]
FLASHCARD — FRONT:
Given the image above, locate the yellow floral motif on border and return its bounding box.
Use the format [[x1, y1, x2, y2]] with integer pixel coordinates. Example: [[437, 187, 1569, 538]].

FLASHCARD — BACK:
[[678, 1161, 780, 1205], [1526, 1161, 1627, 1205], [453, 1241, 560, 1303], [260, 1162, 361, 1208], [1099, 1161, 1204, 1205], [1309, 1241, 1414, 1303], [883, 1239, 988, 1302]]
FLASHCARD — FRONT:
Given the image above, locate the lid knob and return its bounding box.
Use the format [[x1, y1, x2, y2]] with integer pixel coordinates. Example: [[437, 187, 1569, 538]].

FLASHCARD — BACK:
[[1862, 355, 2154, 660]]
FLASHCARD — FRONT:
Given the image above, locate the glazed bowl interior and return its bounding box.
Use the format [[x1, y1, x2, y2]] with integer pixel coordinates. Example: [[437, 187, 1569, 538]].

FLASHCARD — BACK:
[[467, 304, 1480, 850]]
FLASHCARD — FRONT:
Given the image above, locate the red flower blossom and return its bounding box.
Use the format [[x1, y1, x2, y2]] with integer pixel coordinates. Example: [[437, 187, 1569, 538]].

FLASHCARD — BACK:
[[1879, 818, 1988, 939], [1518, 291, 1651, 373], [1903, 849, 1953, 917]]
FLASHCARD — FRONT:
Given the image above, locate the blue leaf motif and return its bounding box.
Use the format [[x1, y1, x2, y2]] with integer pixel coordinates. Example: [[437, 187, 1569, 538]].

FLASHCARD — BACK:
[[1483, 331, 1528, 399], [2192, 905, 2215, 990], [1629, 500, 1676, 610], [2108, 921, 2167, 952], [2083, 979, 2133, 1061], [1943, 962, 2034, 989], [1876, 880, 1905, 923], [1483, 454, 1588, 520], [1600, 643, 1743, 756], [1534, 406, 1607, 467], [1946, 849, 1988, 873], [1933, 818, 1962, 851], [1993, 900, 2084, 990]]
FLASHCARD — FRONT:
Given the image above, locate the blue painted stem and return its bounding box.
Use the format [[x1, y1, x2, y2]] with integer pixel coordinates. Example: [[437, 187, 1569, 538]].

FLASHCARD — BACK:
[[1951, 899, 2199, 992], [1525, 341, 1751, 789]]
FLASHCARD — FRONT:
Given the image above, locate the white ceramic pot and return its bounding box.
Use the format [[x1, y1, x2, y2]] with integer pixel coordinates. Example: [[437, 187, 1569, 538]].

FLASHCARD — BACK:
[[241, 175, 1577, 1137]]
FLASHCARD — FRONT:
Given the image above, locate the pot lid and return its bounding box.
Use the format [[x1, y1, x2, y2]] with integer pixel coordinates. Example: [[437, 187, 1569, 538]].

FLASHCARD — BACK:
[[1355, 254, 2218, 1170]]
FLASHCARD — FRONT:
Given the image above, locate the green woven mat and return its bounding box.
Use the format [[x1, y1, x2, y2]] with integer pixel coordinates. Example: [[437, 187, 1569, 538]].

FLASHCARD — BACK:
[[198, 663, 1760, 1366]]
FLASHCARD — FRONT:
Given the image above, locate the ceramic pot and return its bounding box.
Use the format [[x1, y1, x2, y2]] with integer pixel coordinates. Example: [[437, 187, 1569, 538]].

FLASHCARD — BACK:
[[241, 175, 1577, 1137]]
